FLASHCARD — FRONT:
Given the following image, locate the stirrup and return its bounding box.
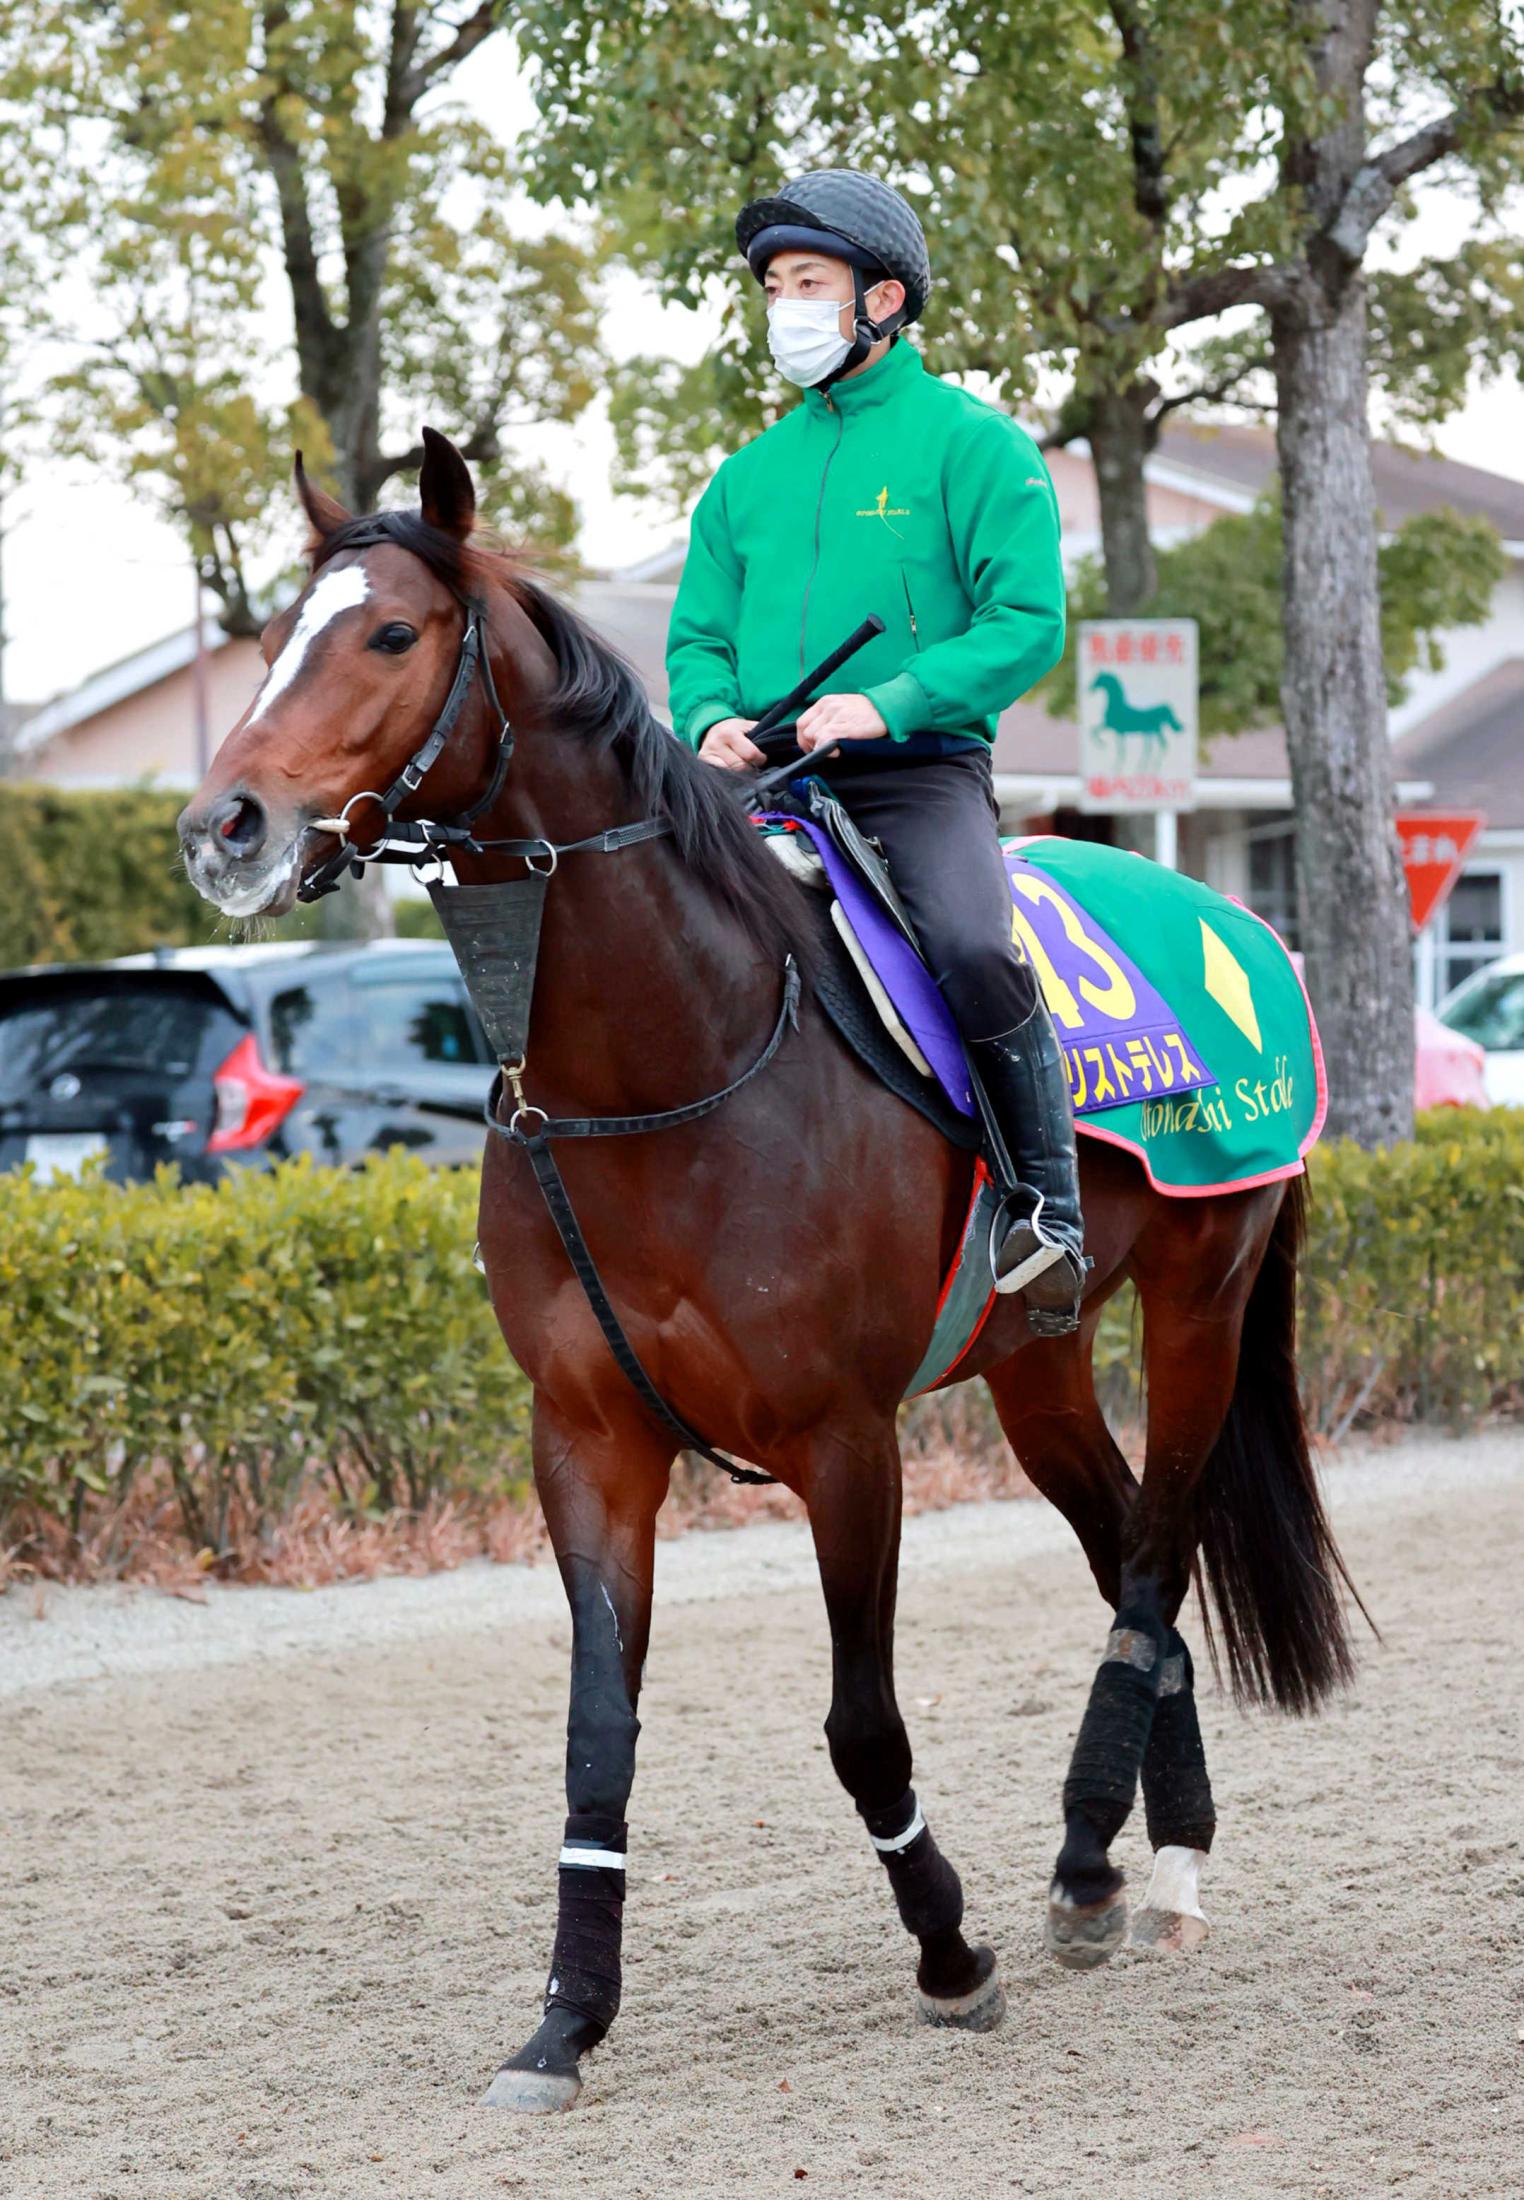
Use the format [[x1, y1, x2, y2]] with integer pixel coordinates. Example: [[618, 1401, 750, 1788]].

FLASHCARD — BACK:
[[989, 1190, 1085, 1331]]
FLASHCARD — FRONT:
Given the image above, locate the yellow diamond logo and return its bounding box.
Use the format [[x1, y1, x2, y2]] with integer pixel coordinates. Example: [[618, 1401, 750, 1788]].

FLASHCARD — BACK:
[[1200, 919, 1262, 1052]]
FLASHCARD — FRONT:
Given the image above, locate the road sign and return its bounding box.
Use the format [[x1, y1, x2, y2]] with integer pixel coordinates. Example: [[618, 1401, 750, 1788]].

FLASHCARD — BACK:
[[1395, 811, 1486, 931], [1077, 618, 1198, 814]]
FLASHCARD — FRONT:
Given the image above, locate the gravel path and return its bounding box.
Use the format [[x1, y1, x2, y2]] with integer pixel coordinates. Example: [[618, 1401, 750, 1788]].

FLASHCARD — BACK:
[[2, 1429, 1521, 2198]]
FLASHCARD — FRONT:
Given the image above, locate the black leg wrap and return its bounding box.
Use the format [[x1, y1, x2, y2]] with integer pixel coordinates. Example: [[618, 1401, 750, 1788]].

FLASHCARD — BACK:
[[862, 1789, 965, 1941], [1142, 1634, 1216, 1854], [543, 1812, 626, 2039], [1061, 1619, 1166, 1848]]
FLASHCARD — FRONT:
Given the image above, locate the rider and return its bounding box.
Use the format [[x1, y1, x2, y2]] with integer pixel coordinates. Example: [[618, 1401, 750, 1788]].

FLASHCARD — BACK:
[[667, 169, 1085, 1332]]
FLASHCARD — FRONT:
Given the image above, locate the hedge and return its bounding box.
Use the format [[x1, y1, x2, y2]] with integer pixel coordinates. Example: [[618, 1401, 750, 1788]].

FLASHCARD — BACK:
[[0, 784, 441, 969], [1, 1112, 1519, 1556], [0, 1154, 530, 1551], [0, 786, 216, 968]]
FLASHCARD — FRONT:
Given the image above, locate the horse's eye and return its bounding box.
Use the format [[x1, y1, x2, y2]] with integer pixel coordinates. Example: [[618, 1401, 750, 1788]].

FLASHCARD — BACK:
[[369, 622, 418, 655]]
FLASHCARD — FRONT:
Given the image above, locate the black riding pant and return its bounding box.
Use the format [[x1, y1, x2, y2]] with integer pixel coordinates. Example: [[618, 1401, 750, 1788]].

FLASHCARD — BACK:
[[815, 746, 1038, 1043]]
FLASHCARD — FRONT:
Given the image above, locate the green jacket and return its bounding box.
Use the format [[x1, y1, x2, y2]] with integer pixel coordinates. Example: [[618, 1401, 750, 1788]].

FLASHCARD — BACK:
[[666, 337, 1065, 759]]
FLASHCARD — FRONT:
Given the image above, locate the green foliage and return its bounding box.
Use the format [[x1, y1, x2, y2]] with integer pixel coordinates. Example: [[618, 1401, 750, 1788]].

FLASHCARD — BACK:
[[0, 785, 216, 966], [3, 1112, 1517, 1558], [519, 0, 1524, 503], [1043, 495, 1507, 736], [1298, 1108, 1524, 1433], [0, 1153, 531, 1546], [0, 2, 598, 626], [0, 784, 353, 965]]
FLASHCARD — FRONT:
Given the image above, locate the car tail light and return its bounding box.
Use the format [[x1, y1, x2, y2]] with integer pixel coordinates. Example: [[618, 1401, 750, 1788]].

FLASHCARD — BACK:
[[207, 1034, 305, 1153]]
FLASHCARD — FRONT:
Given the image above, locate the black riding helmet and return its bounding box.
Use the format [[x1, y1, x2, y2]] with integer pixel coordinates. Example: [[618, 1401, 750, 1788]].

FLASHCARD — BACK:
[[737, 170, 932, 389]]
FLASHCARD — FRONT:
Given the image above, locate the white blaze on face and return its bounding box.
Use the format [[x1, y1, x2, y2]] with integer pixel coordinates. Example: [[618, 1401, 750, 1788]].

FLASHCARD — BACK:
[[247, 563, 370, 726]]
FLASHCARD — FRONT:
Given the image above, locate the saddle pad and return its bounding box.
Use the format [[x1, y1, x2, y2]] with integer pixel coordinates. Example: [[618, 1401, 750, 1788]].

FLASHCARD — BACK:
[[1010, 837, 1327, 1196], [760, 816, 1325, 1198]]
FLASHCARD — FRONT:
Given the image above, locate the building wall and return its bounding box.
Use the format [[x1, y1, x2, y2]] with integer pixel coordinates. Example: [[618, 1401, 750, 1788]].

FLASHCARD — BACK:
[[1388, 567, 1524, 739], [27, 641, 265, 790]]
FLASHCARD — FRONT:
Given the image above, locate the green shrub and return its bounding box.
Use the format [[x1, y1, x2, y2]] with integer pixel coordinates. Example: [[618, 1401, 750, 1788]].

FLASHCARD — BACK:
[[0, 1152, 531, 1547], [1299, 1107, 1524, 1432], [0, 785, 217, 967], [1, 1111, 1518, 1558]]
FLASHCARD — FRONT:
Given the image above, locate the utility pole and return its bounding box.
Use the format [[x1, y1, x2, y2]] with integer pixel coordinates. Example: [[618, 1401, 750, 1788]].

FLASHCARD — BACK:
[[191, 554, 209, 781]]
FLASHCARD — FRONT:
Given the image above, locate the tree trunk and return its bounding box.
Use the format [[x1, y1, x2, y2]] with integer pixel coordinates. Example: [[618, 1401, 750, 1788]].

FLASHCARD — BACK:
[[1089, 383, 1158, 614], [318, 864, 395, 942], [1274, 270, 1413, 1146]]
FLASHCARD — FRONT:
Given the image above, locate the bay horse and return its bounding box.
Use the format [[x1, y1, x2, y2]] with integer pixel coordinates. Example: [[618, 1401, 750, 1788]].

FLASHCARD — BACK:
[[179, 431, 1361, 2113]]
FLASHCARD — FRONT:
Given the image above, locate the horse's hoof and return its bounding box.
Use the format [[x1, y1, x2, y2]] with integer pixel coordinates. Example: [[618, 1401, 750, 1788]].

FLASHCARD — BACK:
[[1045, 1882, 1128, 1971], [918, 1950, 1006, 2033], [480, 2063, 582, 2113], [1130, 1904, 1210, 1955], [1131, 1846, 1209, 1954]]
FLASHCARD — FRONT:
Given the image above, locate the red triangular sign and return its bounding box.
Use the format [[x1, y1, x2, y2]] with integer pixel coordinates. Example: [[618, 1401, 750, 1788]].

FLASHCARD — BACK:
[[1395, 811, 1486, 932]]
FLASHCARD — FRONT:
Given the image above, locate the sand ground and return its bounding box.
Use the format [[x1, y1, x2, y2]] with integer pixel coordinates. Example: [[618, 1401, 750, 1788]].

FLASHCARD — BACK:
[[2, 1431, 1521, 2200]]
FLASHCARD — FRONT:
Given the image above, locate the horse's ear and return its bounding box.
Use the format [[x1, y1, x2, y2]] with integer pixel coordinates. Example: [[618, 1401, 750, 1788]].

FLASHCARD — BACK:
[[418, 426, 476, 540], [293, 452, 351, 550]]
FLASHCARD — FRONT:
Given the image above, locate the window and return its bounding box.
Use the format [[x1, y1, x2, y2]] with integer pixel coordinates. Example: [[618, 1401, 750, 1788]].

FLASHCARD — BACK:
[[1438, 870, 1504, 1001], [268, 978, 359, 1078], [0, 985, 229, 1101], [349, 970, 488, 1073], [1440, 968, 1524, 1052], [1245, 824, 1299, 951]]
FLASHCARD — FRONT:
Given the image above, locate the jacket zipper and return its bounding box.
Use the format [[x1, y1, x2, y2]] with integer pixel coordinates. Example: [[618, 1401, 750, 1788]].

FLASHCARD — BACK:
[[799, 396, 844, 674], [900, 566, 920, 648]]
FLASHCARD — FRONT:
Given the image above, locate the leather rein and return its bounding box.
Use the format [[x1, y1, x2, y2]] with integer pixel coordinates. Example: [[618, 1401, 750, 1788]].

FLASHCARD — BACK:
[[295, 538, 788, 1484]]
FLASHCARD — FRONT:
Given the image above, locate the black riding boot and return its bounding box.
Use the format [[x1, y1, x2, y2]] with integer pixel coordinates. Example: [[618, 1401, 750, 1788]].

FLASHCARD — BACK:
[[971, 1000, 1086, 1336]]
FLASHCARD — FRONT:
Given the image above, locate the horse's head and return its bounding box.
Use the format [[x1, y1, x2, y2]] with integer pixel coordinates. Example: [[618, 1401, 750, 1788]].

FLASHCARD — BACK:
[[1089, 671, 1119, 693], [179, 429, 551, 919]]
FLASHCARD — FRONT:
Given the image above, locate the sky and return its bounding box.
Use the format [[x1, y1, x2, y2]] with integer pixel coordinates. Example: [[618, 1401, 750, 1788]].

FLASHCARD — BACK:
[[7, 38, 1524, 705]]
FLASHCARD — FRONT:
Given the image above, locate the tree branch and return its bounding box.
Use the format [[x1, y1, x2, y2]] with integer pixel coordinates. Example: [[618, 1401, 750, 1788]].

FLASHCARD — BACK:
[[1327, 79, 1524, 262], [256, 5, 338, 364], [1156, 259, 1301, 329], [402, 2, 500, 103]]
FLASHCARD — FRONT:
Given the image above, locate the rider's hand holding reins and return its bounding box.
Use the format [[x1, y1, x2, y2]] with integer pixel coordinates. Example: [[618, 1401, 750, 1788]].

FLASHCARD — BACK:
[[698, 717, 765, 770], [796, 693, 888, 749]]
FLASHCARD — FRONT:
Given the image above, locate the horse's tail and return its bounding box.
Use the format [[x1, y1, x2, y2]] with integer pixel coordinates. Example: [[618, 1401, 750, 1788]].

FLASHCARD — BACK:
[[1193, 1176, 1371, 1715]]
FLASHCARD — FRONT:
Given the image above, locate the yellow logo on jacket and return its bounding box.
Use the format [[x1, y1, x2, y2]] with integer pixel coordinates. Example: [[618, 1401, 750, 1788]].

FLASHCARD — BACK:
[[855, 484, 910, 536]]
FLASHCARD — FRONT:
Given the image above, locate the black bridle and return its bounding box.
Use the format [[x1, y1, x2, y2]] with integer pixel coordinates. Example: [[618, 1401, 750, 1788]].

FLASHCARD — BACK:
[[298, 539, 518, 900]]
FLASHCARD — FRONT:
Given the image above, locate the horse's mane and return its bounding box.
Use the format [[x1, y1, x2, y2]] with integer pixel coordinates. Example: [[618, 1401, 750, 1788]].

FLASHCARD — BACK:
[[314, 509, 813, 975]]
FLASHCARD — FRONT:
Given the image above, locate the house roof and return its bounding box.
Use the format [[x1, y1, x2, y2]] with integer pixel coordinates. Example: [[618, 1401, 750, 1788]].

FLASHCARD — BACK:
[[1151, 420, 1524, 543], [18, 620, 233, 752], [1392, 657, 1524, 828]]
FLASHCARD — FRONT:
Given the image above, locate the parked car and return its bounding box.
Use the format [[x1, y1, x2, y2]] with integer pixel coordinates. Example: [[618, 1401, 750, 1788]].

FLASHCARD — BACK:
[[1414, 1005, 1490, 1110], [1437, 954, 1524, 1106], [0, 940, 496, 1184]]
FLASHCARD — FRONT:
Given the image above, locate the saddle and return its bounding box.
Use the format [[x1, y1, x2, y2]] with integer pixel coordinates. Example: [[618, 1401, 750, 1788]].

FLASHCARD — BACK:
[[757, 777, 1005, 1161]]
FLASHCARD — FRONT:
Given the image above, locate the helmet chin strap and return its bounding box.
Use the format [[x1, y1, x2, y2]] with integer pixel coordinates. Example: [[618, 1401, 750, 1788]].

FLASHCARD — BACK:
[[812, 265, 905, 392]]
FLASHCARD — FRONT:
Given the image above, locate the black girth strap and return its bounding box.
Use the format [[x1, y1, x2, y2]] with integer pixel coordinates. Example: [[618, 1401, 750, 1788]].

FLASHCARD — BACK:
[[485, 960, 801, 1485]]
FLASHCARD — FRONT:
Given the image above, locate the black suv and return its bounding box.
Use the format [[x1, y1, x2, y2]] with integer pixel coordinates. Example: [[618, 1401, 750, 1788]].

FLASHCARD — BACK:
[[0, 941, 495, 1184]]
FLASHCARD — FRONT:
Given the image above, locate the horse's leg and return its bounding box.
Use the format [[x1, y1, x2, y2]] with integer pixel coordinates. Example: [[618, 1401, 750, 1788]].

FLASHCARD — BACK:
[[1042, 1199, 1275, 1970], [801, 1426, 1005, 2031], [983, 1320, 1217, 1957], [483, 1397, 674, 2113], [1129, 1628, 1215, 1954]]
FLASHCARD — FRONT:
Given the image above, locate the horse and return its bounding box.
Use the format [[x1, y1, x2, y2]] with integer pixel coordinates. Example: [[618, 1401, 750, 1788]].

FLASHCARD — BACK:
[[178, 430, 1363, 2114], [1090, 670, 1180, 771]]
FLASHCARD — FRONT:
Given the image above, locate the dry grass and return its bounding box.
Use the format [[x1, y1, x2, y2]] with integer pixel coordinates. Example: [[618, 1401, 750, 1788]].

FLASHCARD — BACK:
[[0, 1389, 1057, 1596]]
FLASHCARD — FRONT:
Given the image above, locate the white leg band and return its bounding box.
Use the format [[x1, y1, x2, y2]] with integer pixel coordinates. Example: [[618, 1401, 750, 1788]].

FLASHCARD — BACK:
[[559, 1845, 627, 1871], [869, 1802, 927, 1854]]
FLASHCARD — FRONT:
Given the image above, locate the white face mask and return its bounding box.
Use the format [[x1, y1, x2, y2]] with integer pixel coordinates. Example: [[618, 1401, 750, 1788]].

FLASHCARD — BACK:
[[766, 296, 853, 388]]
